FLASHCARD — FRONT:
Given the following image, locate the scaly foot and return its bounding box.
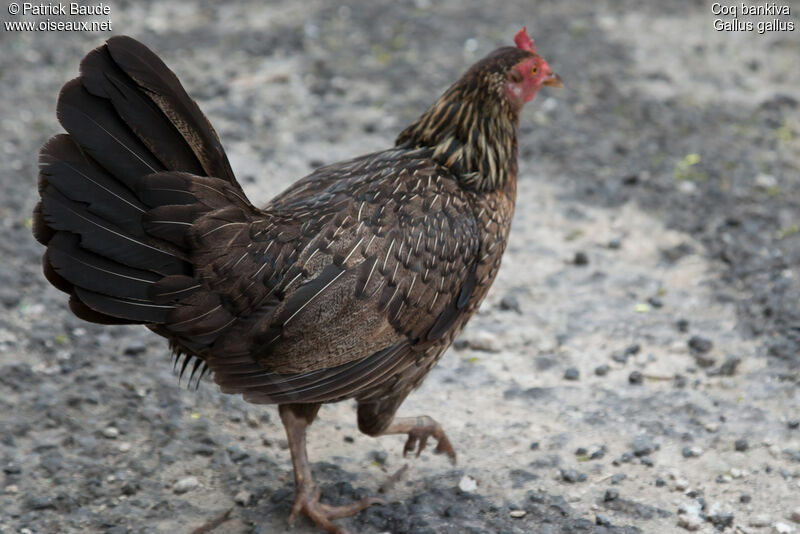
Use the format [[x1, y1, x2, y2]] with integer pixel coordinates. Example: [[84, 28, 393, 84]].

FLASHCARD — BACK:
[[385, 415, 457, 465], [289, 484, 384, 534]]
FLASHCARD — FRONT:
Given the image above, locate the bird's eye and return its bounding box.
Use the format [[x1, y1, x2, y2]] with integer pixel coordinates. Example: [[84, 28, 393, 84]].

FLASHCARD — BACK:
[[531, 65, 538, 76]]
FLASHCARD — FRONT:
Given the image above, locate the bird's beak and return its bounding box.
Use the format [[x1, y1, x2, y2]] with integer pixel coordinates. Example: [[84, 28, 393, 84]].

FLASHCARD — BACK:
[[542, 72, 563, 88]]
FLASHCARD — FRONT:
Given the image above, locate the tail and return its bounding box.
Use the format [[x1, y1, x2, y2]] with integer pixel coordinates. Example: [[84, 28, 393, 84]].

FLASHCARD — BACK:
[[33, 36, 248, 328]]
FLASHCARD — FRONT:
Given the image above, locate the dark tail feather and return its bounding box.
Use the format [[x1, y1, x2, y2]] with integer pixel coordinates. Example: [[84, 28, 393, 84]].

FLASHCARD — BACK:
[[104, 36, 240, 191], [33, 36, 246, 326]]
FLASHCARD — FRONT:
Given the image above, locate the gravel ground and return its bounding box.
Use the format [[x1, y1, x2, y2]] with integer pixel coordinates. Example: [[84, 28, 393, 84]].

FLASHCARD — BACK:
[[1, 1, 799, 533]]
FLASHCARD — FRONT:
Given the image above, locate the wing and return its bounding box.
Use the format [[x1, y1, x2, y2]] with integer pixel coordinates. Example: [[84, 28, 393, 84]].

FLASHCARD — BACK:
[[183, 153, 481, 404]]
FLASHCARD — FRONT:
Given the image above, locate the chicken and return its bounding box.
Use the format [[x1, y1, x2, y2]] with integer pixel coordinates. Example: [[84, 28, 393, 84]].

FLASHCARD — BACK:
[[32, 28, 561, 534]]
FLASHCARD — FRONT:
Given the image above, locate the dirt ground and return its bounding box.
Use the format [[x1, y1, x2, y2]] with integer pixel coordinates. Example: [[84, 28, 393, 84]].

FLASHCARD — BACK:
[[1, 1, 799, 533]]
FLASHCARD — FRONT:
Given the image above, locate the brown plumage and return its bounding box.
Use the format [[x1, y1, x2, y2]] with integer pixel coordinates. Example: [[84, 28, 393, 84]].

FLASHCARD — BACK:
[[32, 29, 560, 534]]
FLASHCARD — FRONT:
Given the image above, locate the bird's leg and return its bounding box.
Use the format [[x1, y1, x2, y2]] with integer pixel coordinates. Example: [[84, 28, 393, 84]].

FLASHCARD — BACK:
[[278, 404, 383, 534], [380, 415, 457, 465]]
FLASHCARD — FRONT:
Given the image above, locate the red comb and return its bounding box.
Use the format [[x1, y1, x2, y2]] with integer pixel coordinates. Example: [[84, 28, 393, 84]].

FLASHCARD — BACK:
[[514, 26, 535, 52]]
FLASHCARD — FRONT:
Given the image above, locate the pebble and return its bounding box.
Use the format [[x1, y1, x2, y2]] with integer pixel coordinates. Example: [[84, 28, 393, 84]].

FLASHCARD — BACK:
[[458, 475, 477, 493], [604, 489, 619, 502], [740, 494, 752, 503], [499, 294, 521, 314], [774, 522, 796, 534], [4, 484, 18, 494], [688, 336, 713, 354], [573, 251, 589, 266], [677, 514, 703, 531], [676, 319, 690, 332], [793, 508, 800, 523], [118, 442, 131, 453], [640, 456, 654, 467], [708, 504, 734, 529], [750, 515, 771, 527], [682, 446, 702, 458], [123, 340, 147, 356], [730, 468, 744, 479], [655, 477, 666, 487], [466, 331, 501, 353], [234, 490, 252, 506], [734, 438, 749, 452], [594, 364, 610, 376], [628, 371, 644, 385], [674, 478, 690, 491], [102, 426, 119, 439], [563, 367, 580, 381], [560, 468, 586, 483], [632, 434, 656, 456], [509, 510, 526, 518], [173, 476, 200, 494], [596, 513, 613, 526]]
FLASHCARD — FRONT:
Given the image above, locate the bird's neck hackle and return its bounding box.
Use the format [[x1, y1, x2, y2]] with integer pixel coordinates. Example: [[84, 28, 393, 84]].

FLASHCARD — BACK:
[[395, 81, 520, 192]]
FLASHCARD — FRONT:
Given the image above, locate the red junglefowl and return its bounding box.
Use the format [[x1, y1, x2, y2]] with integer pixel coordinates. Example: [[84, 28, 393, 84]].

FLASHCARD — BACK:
[[32, 28, 561, 533]]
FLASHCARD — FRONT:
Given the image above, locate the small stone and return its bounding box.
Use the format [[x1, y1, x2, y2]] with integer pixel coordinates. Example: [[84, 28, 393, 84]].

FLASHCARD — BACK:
[[716, 356, 740, 376], [499, 294, 521, 314], [458, 475, 477, 493], [674, 478, 689, 491], [755, 173, 778, 190], [530, 441, 540, 450], [740, 494, 752, 504], [573, 251, 589, 266], [677, 515, 703, 531], [370, 450, 388, 465], [3, 462, 21, 474], [734, 439, 749, 452], [575, 447, 588, 456], [749, 515, 771, 527], [102, 426, 119, 439], [788, 420, 799, 430], [563, 367, 580, 381], [632, 434, 656, 456], [682, 446, 702, 458], [676, 319, 690, 332], [792, 508, 800, 523], [604, 488, 619, 502], [596, 513, 613, 526], [234, 490, 252, 506], [655, 477, 666, 487], [560, 468, 586, 483], [688, 336, 713, 354], [123, 340, 147, 356], [467, 331, 501, 353], [509, 510, 526, 518], [4, 484, 18, 494], [608, 237, 622, 249], [173, 476, 200, 494], [708, 504, 734, 529], [590, 446, 607, 460], [610, 473, 627, 485], [628, 371, 644, 385], [730, 468, 744, 479], [118, 442, 131, 453], [774, 522, 796, 534], [647, 296, 663, 308], [594, 364, 610, 376], [640, 456, 654, 467]]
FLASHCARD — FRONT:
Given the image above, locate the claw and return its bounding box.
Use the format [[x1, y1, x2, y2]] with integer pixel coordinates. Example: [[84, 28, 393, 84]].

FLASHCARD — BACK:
[[288, 483, 383, 534], [385, 415, 457, 466]]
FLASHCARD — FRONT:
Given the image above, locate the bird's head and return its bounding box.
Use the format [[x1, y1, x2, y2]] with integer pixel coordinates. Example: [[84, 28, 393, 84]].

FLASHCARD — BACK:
[[504, 27, 563, 108]]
